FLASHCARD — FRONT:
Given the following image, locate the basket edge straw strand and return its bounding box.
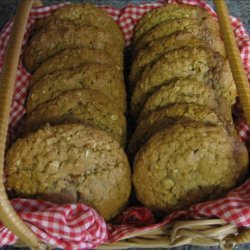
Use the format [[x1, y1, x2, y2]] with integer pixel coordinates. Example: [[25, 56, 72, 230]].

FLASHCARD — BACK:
[[0, 0, 45, 249]]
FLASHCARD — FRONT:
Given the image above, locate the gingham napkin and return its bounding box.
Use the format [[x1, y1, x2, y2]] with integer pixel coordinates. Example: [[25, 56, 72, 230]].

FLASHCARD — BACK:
[[0, 0, 250, 249]]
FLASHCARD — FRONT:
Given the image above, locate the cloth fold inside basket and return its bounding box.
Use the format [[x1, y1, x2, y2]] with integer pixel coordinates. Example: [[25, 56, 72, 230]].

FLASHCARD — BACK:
[[0, 0, 250, 248]]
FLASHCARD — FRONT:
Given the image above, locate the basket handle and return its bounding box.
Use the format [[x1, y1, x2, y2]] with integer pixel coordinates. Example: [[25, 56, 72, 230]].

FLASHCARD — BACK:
[[0, 0, 44, 249], [213, 0, 250, 246], [213, 0, 250, 126]]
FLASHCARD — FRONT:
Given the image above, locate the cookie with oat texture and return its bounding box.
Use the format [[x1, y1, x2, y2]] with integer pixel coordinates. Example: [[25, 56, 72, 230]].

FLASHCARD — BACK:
[[131, 47, 235, 118], [24, 21, 123, 71], [134, 4, 208, 41], [30, 48, 120, 84], [134, 16, 225, 57], [35, 3, 124, 49], [27, 63, 126, 113], [128, 103, 222, 155], [130, 32, 211, 87], [133, 122, 248, 213], [24, 89, 127, 147], [6, 123, 131, 221]]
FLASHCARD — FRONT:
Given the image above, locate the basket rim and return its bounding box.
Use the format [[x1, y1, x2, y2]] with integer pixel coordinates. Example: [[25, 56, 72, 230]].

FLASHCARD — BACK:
[[0, 0, 250, 249]]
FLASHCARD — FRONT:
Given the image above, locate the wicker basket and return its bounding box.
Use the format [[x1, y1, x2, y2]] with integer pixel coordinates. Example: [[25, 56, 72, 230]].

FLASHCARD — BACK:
[[0, 0, 250, 249]]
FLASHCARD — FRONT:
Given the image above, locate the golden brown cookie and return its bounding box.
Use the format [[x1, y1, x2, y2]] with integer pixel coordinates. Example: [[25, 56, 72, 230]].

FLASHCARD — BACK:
[[134, 16, 225, 56], [6, 124, 131, 221], [133, 122, 248, 213], [24, 21, 123, 72], [213, 60, 236, 107], [131, 47, 236, 118], [130, 32, 210, 87], [140, 78, 218, 118], [134, 4, 207, 41], [26, 63, 126, 113], [128, 103, 222, 155], [24, 90, 127, 147], [35, 3, 124, 49], [30, 48, 119, 84]]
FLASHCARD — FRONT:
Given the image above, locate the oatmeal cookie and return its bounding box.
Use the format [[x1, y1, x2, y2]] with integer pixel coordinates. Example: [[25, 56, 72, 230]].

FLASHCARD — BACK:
[[134, 5, 207, 41], [6, 124, 131, 221], [35, 3, 124, 49], [30, 48, 119, 84], [131, 47, 236, 118], [140, 78, 218, 118], [27, 63, 126, 113], [133, 122, 248, 213], [128, 104, 222, 155], [130, 32, 210, 87], [134, 16, 225, 56], [24, 21, 123, 71], [24, 90, 127, 146]]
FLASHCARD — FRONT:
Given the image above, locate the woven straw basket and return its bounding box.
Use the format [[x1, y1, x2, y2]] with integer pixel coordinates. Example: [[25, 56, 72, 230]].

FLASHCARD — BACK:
[[0, 0, 250, 249]]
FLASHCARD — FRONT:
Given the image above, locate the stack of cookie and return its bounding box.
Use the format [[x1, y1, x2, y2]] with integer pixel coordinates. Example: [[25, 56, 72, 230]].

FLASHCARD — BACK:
[[129, 5, 248, 213], [23, 3, 127, 147], [5, 4, 131, 221]]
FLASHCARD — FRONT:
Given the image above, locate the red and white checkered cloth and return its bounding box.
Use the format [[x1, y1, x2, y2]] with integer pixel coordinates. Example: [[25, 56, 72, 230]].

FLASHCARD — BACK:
[[0, 0, 250, 249]]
